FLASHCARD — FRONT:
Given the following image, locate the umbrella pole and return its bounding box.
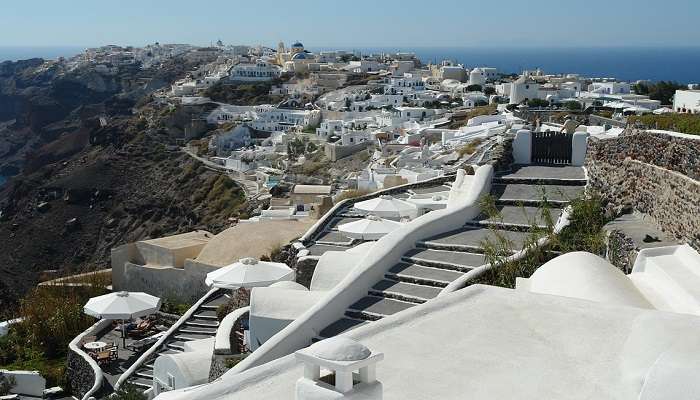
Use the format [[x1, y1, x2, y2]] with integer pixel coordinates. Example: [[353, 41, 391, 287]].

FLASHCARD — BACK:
[[122, 319, 126, 348]]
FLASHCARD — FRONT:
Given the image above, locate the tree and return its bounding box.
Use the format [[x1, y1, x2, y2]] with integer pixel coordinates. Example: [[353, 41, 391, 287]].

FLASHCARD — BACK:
[[633, 81, 685, 105], [564, 101, 582, 111], [483, 86, 496, 96], [466, 84, 482, 92], [528, 98, 550, 108]]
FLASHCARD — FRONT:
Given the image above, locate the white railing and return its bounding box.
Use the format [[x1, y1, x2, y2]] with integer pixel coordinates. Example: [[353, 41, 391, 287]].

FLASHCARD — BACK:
[[114, 288, 220, 391], [214, 306, 250, 354], [68, 318, 112, 400]]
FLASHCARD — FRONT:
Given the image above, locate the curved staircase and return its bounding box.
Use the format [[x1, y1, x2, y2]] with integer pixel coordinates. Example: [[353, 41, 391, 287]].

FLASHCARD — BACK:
[[123, 291, 230, 392], [316, 165, 586, 340]]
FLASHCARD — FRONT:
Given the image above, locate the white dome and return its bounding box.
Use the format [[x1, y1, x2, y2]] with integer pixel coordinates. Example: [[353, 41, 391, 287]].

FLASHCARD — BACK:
[[310, 337, 371, 361], [528, 252, 653, 309], [269, 281, 308, 291]]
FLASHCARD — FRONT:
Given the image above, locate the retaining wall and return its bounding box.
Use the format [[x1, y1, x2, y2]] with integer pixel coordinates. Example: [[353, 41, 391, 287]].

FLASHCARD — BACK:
[[586, 130, 700, 249]]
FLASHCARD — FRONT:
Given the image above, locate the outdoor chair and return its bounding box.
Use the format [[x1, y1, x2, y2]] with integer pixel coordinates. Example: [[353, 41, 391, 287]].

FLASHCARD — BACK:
[[127, 319, 156, 338], [80, 335, 97, 348]]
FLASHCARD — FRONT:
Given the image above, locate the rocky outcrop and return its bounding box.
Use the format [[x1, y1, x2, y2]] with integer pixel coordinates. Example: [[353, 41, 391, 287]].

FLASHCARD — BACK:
[[587, 131, 700, 250]]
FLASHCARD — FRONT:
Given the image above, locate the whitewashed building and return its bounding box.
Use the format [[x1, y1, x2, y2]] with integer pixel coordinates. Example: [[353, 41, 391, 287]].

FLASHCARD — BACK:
[[674, 90, 700, 113], [229, 60, 281, 81]]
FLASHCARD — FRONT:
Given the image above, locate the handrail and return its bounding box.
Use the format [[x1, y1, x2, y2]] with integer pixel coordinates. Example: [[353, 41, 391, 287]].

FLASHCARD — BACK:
[[214, 306, 250, 354], [68, 318, 112, 400], [114, 287, 221, 391], [439, 206, 573, 295]]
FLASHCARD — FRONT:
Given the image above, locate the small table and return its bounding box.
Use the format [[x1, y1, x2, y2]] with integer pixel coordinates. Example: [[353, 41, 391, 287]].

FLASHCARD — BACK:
[[84, 341, 108, 351]]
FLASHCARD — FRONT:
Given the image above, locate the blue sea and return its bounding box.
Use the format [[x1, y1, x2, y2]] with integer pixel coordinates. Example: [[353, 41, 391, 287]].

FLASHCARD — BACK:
[[311, 46, 700, 83], [1, 45, 699, 82]]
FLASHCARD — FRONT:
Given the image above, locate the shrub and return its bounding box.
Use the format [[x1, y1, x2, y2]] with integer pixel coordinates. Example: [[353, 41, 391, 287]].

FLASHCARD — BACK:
[[527, 98, 549, 108], [628, 113, 700, 135], [111, 383, 147, 400], [456, 138, 484, 158], [564, 101, 582, 111]]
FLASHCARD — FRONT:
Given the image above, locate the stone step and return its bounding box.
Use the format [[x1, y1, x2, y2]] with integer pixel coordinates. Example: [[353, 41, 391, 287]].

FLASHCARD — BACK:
[[135, 369, 153, 380], [318, 317, 370, 339], [494, 165, 587, 186], [386, 263, 463, 288], [128, 377, 153, 390], [419, 226, 534, 253], [179, 327, 217, 335], [346, 296, 417, 321], [193, 309, 218, 319], [475, 205, 562, 229], [201, 294, 230, 310], [185, 318, 219, 328], [166, 341, 186, 351], [491, 183, 583, 206], [157, 348, 182, 356], [402, 248, 485, 272], [174, 331, 214, 341], [368, 279, 441, 303]]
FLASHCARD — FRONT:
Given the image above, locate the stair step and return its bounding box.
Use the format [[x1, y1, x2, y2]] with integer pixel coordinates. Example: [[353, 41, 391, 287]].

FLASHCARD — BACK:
[[368, 279, 441, 303], [201, 294, 230, 309], [135, 370, 153, 379], [167, 341, 186, 351], [157, 348, 182, 356], [128, 377, 152, 389], [179, 327, 217, 335], [193, 310, 218, 319], [491, 183, 582, 206], [174, 332, 214, 341], [402, 248, 484, 272], [419, 226, 535, 253], [185, 319, 219, 328], [494, 165, 586, 186], [318, 317, 370, 339], [475, 205, 561, 229], [346, 296, 416, 320], [386, 263, 463, 287]]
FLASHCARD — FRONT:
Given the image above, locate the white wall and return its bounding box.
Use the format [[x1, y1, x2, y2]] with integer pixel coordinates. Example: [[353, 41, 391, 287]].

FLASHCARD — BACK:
[[0, 370, 46, 397]]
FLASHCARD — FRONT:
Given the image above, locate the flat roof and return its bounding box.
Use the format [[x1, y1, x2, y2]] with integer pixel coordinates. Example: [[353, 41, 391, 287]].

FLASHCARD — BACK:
[[139, 230, 212, 250], [156, 285, 700, 400]]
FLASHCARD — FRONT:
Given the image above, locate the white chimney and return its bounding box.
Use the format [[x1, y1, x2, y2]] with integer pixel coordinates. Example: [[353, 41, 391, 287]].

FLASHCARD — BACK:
[[294, 337, 384, 400]]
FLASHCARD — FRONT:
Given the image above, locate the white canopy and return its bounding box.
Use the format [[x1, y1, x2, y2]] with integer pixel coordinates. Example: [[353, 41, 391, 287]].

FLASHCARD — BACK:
[[353, 195, 416, 218], [84, 291, 161, 320], [338, 215, 404, 240], [205, 257, 294, 289], [624, 106, 651, 114]]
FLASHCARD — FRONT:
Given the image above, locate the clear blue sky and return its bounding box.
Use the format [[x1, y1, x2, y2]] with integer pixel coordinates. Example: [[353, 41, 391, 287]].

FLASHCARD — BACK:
[[2, 0, 699, 48]]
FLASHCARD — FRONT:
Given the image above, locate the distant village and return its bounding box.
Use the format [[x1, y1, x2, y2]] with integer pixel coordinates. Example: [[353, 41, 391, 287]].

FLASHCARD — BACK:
[[1, 40, 700, 400]]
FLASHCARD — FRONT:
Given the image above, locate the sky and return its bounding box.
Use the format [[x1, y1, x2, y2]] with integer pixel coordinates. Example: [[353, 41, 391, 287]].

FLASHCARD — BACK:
[[1, 0, 700, 49]]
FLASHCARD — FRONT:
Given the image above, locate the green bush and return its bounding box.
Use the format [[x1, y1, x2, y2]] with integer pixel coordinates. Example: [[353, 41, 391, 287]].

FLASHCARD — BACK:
[[628, 114, 700, 135], [527, 98, 549, 108], [564, 101, 582, 110], [111, 383, 147, 400]]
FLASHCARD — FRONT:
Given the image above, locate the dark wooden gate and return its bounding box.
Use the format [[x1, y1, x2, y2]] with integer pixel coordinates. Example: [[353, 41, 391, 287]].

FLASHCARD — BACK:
[[531, 130, 573, 164]]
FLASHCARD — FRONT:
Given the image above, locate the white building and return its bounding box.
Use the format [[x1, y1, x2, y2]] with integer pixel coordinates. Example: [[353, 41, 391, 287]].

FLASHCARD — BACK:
[[673, 90, 700, 113], [229, 60, 281, 81], [589, 82, 631, 95]]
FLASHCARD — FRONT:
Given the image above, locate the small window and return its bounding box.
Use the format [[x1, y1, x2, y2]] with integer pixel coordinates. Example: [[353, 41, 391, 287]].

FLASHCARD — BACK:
[[167, 373, 176, 389]]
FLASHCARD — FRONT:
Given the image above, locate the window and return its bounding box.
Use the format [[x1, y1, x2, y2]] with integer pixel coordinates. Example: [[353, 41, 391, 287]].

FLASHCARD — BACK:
[[167, 374, 176, 390]]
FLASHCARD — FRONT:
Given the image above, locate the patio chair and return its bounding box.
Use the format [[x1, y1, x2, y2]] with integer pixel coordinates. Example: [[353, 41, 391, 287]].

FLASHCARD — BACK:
[[94, 351, 113, 365], [127, 319, 156, 338]]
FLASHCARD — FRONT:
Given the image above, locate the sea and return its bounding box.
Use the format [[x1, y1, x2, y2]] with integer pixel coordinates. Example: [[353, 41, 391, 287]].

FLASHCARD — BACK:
[[313, 46, 700, 83], [1, 45, 699, 82]]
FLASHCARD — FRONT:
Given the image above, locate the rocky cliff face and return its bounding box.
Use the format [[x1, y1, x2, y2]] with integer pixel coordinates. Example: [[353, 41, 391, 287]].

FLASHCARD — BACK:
[[0, 57, 250, 316]]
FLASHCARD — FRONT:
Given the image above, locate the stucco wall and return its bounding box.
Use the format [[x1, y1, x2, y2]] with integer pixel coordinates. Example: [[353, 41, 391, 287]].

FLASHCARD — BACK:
[[118, 259, 219, 303], [586, 131, 700, 249]]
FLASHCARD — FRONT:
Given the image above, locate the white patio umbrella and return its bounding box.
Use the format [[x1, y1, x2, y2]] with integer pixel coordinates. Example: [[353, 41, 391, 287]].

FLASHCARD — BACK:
[[653, 107, 674, 115], [338, 215, 404, 240], [205, 257, 294, 289], [353, 195, 417, 218], [84, 291, 161, 347]]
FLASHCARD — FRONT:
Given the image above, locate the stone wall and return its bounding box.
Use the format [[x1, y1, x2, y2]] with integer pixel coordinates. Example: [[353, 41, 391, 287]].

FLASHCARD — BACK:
[[587, 131, 700, 249], [66, 349, 96, 399]]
